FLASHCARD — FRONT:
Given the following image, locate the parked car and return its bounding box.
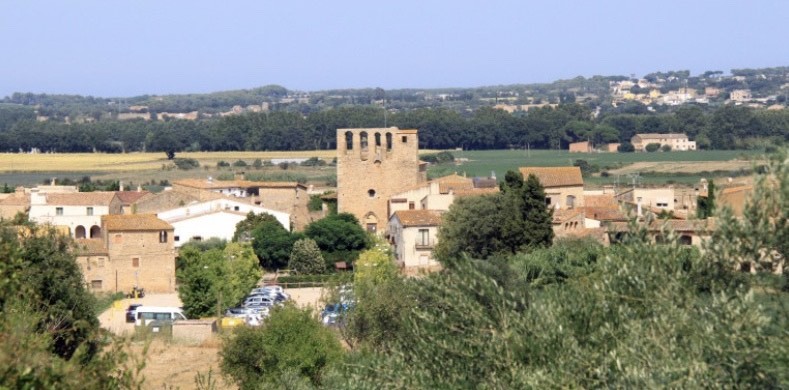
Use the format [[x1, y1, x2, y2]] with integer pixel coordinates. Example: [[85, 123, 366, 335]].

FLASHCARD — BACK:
[[321, 302, 352, 326], [125, 304, 143, 323], [243, 296, 274, 307]]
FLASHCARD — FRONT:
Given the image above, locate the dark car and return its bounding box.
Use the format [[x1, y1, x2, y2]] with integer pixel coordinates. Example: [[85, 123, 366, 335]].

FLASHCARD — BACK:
[[125, 304, 143, 323]]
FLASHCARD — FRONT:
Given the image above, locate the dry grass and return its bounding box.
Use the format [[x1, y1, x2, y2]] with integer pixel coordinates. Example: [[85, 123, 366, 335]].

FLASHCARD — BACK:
[[0, 151, 336, 172]]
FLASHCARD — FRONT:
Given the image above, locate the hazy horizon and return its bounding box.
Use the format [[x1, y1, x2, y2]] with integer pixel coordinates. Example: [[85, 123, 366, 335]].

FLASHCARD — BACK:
[[2, 0, 787, 98]]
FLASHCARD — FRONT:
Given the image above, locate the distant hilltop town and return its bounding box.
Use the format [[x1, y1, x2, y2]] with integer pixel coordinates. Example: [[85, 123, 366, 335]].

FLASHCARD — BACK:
[[2, 66, 786, 124]]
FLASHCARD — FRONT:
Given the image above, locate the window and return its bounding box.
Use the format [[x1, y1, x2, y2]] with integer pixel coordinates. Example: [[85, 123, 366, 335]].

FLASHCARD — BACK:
[[375, 132, 381, 147], [408, 201, 415, 210], [90, 280, 102, 289], [192, 236, 202, 241], [132, 257, 139, 267], [656, 202, 668, 207], [86, 207, 93, 216], [566, 195, 576, 209], [113, 234, 122, 243], [401, 135, 407, 143], [98, 258, 105, 267], [418, 229, 429, 246], [174, 236, 180, 242], [159, 231, 168, 243], [545, 197, 552, 206], [360, 131, 368, 149], [386, 132, 392, 151], [234, 206, 240, 211], [345, 131, 353, 150], [56, 207, 64, 216], [368, 189, 376, 198], [366, 223, 377, 233]]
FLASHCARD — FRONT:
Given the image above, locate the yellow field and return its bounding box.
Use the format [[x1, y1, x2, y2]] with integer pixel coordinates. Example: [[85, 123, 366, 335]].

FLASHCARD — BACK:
[[0, 151, 337, 172]]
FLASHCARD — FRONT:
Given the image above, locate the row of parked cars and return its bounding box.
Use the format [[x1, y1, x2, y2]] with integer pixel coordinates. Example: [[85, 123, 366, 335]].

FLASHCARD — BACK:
[[222, 285, 290, 327]]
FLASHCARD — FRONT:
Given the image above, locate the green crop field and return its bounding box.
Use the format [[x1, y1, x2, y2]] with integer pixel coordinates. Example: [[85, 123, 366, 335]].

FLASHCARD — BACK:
[[426, 149, 765, 187]]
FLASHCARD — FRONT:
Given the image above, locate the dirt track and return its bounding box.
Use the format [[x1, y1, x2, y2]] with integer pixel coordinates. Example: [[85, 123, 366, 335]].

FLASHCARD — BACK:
[[99, 288, 325, 389]]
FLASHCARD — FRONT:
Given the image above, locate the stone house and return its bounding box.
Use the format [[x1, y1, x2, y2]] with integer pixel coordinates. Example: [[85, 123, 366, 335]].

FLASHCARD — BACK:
[[171, 178, 309, 229], [28, 190, 122, 239], [115, 190, 150, 214], [337, 127, 427, 233], [156, 198, 290, 246], [74, 214, 176, 293], [519, 166, 584, 210], [0, 187, 30, 220], [631, 133, 696, 151], [569, 141, 593, 153], [387, 209, 443, 273]]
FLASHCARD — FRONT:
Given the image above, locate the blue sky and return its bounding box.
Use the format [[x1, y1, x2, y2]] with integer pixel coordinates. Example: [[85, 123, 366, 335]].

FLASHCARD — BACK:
[[1, 0, 787, 97]]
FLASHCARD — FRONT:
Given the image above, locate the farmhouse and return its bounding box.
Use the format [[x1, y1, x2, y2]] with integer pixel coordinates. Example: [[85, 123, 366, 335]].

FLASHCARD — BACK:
[[519, 166, 585, 210], [568, 141, 593, 153], [388, 209, 443, 274], [28, 190, 122, 239], [74, 214, 176, 293], [156, 198, 290, 247], [631, 133, 696, 151]]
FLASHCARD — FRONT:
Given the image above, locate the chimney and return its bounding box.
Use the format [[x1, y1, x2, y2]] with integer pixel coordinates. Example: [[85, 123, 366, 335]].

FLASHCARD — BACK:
[[51, 178, 56, 186], [30, 188, 46, 205], [119, 181, 124, 192], [636, 196, 643, 216]]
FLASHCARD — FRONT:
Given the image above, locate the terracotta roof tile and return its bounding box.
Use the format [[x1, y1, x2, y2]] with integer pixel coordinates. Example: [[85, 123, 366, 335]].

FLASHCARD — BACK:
[[173, 179, 305, 190], [102, 214, 173, 231], [391, 210, 443, 227], [634, 133, 689, 140], [44, 192, 117, 206], [73, 239, 108, 255], [115, 191, 150, 204], [452, 187, 500, 197], [584, 194, 618, 209], [439, 181, 474, 194], [0, 193, 30, 206], [519, 167, 584, 188], [582, 207, 627, 221]]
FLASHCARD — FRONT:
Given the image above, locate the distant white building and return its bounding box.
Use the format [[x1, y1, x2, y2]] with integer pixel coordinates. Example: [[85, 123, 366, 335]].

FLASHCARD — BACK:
[[157, 199, 290, 247]]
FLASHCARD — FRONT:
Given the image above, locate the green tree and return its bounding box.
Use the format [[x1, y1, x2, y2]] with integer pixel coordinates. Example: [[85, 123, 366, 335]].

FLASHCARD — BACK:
[[645, 142, 661, 152], [251, 218, 299, 270], [696, 180, 716, 219], [519, 173, 554, 248], [304, 213, 369, 266], [288, 238, 326, 275], [617, 141, 635, 152], [177, 243, 261, 318], [220, 305, 343, 389]]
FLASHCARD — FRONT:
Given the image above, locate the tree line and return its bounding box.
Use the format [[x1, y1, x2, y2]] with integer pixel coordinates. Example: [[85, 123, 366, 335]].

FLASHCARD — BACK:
[[1, 103, 788, 154]]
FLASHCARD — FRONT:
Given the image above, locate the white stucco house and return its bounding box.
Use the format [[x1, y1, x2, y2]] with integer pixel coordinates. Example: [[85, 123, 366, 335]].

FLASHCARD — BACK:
[[387, 209, 443, 273], [28, 189, 122, 238], [156, 198, 290, 247]]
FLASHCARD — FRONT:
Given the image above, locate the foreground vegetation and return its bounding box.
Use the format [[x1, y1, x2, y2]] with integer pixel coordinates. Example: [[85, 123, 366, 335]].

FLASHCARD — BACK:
[[218, 151, 788, 388]]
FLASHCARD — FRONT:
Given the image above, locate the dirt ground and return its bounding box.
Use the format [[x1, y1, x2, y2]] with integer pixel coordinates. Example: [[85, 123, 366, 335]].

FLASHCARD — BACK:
[[100, 288, 326, 389], [607, 160, 754, 175]]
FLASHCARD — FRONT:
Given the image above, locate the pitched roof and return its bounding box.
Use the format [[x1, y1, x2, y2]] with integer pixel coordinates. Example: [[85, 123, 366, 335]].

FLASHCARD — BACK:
[[115, 191, 150, 204], [73, 239, 108, 255], [173, 179, 305, 190], [721, 185, 752, 195], [633, 133, 688, 140], [102, 214, 173, 231], [452, 187, 500, 197], [44, 192, 117, 206], [439, 181, 474, 194], [582, 207, 628, 221], [584, 194, 619, 209], [0, 193, 30, 206], [608, 219, 713, 233], [391, 210, 443, 227], [518, 167, 583, 188]]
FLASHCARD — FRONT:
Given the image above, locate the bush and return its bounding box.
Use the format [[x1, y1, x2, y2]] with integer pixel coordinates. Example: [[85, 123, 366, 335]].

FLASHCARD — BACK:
[[308, 194, 323, 212], [420, 151, 455, 164], [645, 143, 661, 152], [220, 305, 343, 388], [288, 238, 326, 275], [661, 144, 672, 152], [217, 160, 230, 168], [232, 160, 247, 167], [617, 142, 635, 152], [252, 159, 263, 169], [300, 157, 326, 167], [173, 158, 200, 170]]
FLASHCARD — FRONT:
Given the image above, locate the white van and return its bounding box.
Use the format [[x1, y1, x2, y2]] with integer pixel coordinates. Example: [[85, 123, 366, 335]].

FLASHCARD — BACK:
[[134, 306, 187, 326]]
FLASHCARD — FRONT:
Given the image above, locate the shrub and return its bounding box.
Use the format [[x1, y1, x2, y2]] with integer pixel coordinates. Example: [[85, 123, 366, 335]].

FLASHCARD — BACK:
[[220, 305, 343, 388], [289, 238, 326, 275], [421, 151, 455, 164], [661, 144, 672, 152], [252, 158, 263, 169], [300, 157, 326, 167], [174, 158, 200, 170], [217, 160, 230, 168], [645, 143, 661, 152], [232, 160, 247, 167], [617, 142, 635, 152]]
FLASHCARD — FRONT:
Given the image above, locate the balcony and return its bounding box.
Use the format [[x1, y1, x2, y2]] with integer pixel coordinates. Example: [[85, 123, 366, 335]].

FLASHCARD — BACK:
[[414, 239, 435, 250]]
